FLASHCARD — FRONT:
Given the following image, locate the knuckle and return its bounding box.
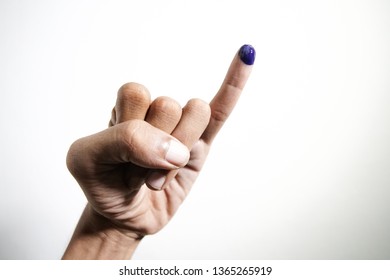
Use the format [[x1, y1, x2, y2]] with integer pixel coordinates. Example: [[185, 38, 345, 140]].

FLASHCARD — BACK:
[[210, 106, 229, 124], [152, 96, 182, 116], [117, 82, 150, 104], [186, 98, 211, 121]]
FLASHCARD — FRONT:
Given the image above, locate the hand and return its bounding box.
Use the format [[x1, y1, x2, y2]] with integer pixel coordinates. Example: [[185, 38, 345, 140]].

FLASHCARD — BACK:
[[63, 45, 255, 259]]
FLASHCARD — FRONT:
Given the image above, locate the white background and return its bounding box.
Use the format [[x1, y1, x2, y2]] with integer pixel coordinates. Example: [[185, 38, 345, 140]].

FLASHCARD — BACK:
[[0, 0, 389, 259]]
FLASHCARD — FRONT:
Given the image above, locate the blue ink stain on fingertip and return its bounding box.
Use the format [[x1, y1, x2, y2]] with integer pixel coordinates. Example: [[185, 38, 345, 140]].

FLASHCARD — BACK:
[[239, 44, 256, 65]]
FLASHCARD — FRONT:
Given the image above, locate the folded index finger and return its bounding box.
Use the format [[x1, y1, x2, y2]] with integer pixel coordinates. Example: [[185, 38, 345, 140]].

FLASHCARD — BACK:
[[201, 44, 256, 144]]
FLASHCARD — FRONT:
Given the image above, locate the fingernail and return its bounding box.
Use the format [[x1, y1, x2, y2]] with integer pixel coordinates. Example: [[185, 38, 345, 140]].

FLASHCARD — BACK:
[[146, 171, 166, 190], [165, 140, 190, 167], [238, 44, 256, 65]]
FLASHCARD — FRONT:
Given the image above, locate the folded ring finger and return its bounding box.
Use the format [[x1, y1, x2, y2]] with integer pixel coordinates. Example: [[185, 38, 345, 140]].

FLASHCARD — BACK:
[[145, 96, 182, 133]]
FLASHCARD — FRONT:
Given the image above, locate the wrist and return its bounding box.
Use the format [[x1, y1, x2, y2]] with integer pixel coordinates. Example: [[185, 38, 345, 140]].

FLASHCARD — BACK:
[[62, 204, 142, 260]]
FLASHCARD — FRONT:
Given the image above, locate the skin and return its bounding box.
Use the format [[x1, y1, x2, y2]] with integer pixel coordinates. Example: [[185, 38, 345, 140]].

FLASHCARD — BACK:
[[62, 48, 253, 259]]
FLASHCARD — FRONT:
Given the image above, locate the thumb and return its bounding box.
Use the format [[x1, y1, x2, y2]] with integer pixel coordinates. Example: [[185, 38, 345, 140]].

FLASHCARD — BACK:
[[67, 120, 190, 177]]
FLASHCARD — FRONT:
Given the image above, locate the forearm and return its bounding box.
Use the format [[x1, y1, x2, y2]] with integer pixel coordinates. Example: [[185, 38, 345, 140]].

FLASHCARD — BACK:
[[62, 204, 142, 260]]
